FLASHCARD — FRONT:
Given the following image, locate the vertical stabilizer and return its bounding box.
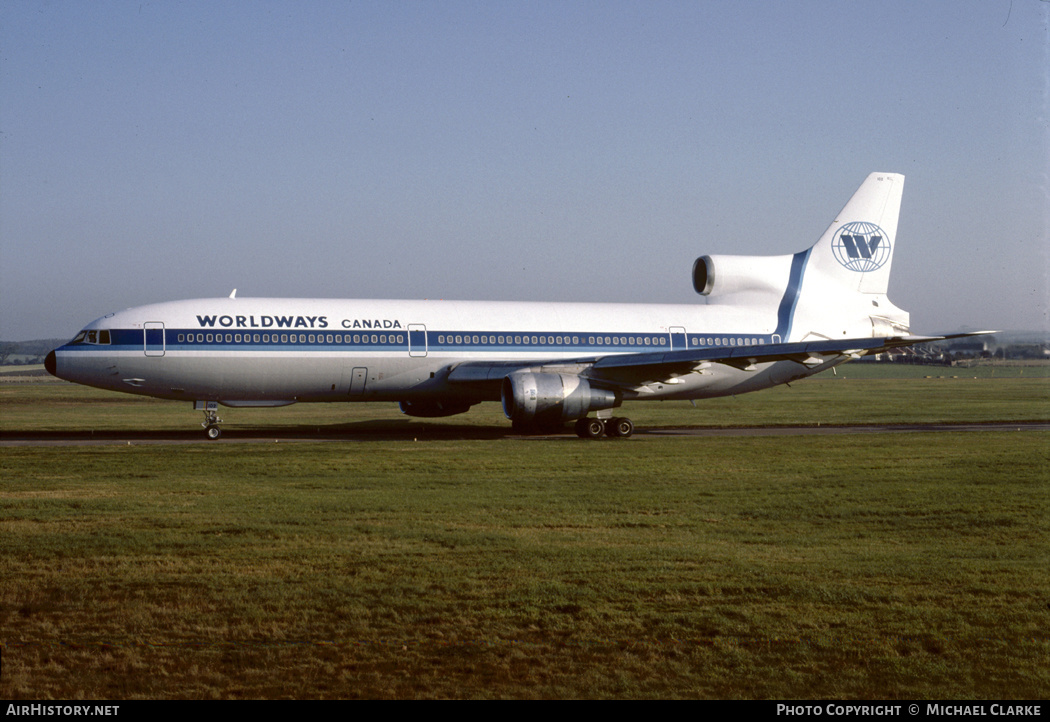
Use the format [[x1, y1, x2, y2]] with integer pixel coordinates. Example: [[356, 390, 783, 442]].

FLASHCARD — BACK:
[[807, 172, 904, 295]]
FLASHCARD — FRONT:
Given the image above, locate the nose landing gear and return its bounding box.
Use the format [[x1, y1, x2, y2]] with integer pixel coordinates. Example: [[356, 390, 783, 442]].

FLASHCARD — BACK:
[[195, 401, 223, 440]]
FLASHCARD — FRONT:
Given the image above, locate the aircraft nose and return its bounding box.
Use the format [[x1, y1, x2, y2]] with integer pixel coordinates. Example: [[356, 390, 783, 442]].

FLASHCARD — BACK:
[[45, 350, 57, 377]]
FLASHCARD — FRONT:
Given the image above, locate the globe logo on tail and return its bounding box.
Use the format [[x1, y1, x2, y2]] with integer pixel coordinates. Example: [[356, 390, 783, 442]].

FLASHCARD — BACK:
[[832, 221, 891, 272]]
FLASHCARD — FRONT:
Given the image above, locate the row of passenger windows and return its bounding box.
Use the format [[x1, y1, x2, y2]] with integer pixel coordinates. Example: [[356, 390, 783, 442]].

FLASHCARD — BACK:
[[116, 331, 769, 348], [435, 334, 669, 347], [693, 337, 767, 347], [176, 333, 405, 345], [434, 335, 766, 347]]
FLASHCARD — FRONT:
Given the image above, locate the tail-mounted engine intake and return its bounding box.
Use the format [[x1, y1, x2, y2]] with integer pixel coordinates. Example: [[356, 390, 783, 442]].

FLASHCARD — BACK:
[[501, 372, 619, 426], [692, 254, 794, 298]]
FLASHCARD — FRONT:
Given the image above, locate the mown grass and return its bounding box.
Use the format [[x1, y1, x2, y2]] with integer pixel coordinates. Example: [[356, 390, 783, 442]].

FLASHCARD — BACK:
[[2, 430, 1048, 699], [1, 371, 1047, 698], [1, 362, 1047, 434]]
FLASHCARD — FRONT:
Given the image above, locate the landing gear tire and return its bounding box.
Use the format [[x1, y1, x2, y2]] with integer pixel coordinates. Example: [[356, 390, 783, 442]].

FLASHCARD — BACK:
[[199, 404, 223, 440], [574, 418, 606, 439], [606, 417, 634, 438]]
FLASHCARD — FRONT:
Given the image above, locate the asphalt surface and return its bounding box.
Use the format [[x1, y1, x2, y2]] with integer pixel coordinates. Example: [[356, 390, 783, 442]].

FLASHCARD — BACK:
[[2, 421, 1047, 446]]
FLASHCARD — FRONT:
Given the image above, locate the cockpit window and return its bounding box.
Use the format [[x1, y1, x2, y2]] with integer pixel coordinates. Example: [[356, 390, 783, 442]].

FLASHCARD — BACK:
[[71, 330, 111, 345]]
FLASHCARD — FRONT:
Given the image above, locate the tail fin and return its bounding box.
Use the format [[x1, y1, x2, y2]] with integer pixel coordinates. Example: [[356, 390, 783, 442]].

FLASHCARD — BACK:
[[789, 172, 909, 339], [692, 172, 909, 341], [806, 172, 904, 295]]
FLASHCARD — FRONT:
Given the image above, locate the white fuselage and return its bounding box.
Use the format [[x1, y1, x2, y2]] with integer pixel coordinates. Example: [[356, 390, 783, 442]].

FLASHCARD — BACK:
[[47, 173, 916, 429], [50, 294, 839, 407]]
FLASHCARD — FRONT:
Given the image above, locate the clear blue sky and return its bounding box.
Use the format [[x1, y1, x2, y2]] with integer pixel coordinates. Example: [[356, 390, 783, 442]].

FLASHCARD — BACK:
[[2, 0, 1046, 340]]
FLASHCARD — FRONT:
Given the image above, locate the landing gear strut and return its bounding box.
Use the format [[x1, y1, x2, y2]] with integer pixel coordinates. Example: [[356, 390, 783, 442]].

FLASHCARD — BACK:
[[573, 416, 634, 439], [195, 401, 223, 440]]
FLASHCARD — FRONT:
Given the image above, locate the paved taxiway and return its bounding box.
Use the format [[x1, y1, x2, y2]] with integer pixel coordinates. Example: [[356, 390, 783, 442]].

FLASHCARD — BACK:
[[2, 422, 1047, 446]]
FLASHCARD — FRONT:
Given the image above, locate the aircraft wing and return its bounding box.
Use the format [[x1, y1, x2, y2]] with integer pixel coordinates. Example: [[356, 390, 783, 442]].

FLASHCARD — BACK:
[[447, 331, 996, 390], [586, 332, 994, 386]]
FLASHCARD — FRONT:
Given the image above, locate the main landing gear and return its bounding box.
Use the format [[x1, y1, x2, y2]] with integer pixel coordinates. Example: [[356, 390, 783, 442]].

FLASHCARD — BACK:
[[195, 401, 223, 440], [573, 416, 634, 439]]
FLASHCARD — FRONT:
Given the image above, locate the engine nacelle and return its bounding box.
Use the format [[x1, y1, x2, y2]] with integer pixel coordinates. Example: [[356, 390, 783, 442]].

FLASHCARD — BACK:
[[693, 254, 794, 298], [501, 372, 619, 426], [399, 399, 474, 418]]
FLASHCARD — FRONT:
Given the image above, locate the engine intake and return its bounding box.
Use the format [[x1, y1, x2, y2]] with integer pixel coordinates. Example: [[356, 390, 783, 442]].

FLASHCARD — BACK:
[[692, 254, 793, 298], [501, 372, 619, 426]]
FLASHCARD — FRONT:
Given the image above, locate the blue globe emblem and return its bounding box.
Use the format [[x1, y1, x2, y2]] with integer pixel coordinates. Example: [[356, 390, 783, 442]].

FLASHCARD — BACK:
[[831, 221, 891, 272]]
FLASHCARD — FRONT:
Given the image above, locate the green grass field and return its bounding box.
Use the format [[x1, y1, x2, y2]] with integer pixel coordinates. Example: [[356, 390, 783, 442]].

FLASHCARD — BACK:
[[2, 362, 1048, 435], [1, 369, 1048, 699]]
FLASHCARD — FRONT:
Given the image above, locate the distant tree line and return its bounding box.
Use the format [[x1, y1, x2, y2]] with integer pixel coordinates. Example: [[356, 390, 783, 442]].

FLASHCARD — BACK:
[[0, 340, 66, 365]]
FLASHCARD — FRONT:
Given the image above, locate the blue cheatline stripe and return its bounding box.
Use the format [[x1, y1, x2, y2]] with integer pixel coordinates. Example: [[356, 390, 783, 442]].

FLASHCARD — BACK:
[[61, 327, 788, 354], [773, 249, 811, 342]]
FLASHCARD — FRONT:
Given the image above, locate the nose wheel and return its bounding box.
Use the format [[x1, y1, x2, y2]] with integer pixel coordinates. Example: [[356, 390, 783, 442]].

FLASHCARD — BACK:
[[196, 402, 223, 440]]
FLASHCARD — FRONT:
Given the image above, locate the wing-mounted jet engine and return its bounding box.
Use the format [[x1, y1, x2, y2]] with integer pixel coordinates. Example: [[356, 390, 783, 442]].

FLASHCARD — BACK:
[[500, 372, 622, 435]]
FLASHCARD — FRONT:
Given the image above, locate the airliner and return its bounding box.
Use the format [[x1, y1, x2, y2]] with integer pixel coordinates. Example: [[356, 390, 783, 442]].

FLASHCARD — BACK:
[[45, 172, 986, 439]]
